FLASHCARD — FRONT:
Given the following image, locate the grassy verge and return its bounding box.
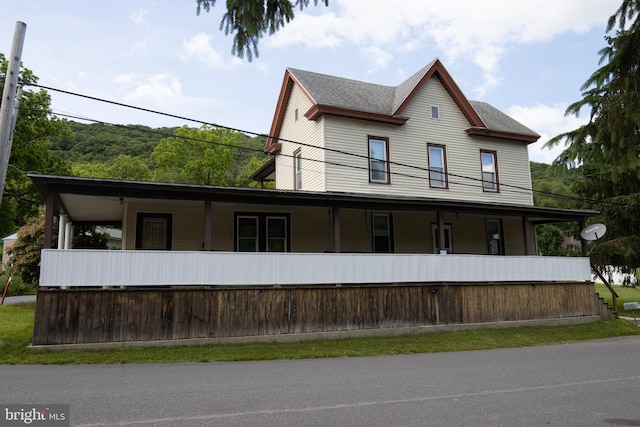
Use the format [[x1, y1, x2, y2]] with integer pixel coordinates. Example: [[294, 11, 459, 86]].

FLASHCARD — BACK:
[[1, 302, 638, 365], [595, 283, 640, 317]]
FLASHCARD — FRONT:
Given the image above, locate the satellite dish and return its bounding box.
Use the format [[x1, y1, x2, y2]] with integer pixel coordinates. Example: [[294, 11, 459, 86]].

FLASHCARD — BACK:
[[580, 223, 607, 241]]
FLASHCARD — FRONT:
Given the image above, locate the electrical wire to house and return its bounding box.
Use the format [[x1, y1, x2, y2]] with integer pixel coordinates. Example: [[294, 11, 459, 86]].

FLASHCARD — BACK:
[[19, 82, 637, 211]]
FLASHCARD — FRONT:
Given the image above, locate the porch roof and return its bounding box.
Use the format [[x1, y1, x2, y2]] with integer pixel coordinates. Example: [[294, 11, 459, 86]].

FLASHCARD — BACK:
[[28, 173, 598, 225]]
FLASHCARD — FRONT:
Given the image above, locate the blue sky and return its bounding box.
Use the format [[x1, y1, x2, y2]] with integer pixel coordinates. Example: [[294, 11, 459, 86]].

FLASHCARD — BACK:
[[1, 0, 622, 164]]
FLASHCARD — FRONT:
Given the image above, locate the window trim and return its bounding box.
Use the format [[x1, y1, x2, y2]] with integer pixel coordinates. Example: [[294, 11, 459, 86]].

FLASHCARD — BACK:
[[293, 148, 302, 190], [135, 213, 173, 250], [480, 150, 500, 193], [234, 212, 291, 252], [427, 143, 448, 189], [372, 213, 394, 253], [431, 223, 453, 254], [368, 136, 390, 184]]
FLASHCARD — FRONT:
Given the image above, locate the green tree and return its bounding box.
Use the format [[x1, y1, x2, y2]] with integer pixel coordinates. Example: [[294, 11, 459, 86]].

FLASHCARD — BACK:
[[196, 0, 329, 60], [0, 54, 71, 236], [72, 225, 109, 249], [73, 155, 152, 181], [153, 126, 245, 186], [545, 0, 640, 272], [8, 207, 47, 285], [8, 208, 111, 285]]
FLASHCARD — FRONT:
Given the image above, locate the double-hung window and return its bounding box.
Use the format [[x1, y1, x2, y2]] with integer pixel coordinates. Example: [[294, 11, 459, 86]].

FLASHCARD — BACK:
[[481, 150, 499, 192], [427, 144, 448, 188], [368, 137, 390, 184], [372, 213, 393, 253], [236, 213, 290, 252], [293, 149, 302, 190]]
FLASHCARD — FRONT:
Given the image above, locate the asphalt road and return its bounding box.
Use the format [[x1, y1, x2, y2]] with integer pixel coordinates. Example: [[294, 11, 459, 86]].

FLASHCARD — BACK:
[[1, 336, 639, 426]]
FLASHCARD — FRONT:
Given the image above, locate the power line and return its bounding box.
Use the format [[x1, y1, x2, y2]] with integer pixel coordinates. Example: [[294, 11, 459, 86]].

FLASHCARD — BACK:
[[21, 82, 640, 210]]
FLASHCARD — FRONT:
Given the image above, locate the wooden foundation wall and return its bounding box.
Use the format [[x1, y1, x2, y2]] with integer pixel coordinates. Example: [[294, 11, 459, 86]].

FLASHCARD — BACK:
[[32, 282, 597, 345]]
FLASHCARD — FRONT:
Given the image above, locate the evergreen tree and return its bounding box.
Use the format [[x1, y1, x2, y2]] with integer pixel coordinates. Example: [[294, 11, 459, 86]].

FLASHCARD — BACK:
[[196, 0, 329, 60], [545, 0, 640, 271]]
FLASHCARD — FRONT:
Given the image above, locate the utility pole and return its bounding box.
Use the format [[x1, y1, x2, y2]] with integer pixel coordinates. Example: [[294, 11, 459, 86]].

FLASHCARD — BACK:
[[0, 21, 27, 206]]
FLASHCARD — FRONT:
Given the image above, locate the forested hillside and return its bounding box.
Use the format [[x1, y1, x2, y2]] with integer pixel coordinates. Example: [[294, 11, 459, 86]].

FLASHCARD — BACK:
[[49, 121, 270, 186]]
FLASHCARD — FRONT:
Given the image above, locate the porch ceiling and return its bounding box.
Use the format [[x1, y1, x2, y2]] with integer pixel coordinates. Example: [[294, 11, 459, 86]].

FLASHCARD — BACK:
[[29, 173, 598, 224], [59, 194, 123, 223]]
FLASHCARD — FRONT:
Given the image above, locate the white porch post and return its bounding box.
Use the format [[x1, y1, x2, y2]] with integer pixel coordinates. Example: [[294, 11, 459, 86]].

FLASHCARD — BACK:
[[57, 214, 67, 249], [64, 221, 73, 249]]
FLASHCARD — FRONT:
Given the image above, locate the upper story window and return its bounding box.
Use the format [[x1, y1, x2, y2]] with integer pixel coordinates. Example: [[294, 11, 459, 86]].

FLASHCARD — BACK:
[[294, 108, 299, 121], [427, 144, 448, 188], [431, 105, 440, 120], [372, 213, 393, 253], [293, 149, 302, 190], [481, 150, 499, 192], [368, 136, 390, 184]]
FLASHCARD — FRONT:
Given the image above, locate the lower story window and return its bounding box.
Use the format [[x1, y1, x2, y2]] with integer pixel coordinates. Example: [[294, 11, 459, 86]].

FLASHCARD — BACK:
[[372, 213, 393, 253], [136, 213, 172, 250], [235, 213, 290, 252]]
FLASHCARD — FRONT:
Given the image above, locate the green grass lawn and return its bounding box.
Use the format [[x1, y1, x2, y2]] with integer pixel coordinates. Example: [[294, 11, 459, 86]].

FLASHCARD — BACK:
[[1, 301, 638, 365], [595, 282, 640, 317]]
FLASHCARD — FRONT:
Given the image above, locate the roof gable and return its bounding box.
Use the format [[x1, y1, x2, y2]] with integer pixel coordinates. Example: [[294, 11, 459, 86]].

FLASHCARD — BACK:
[[266, 59, 539, 152]]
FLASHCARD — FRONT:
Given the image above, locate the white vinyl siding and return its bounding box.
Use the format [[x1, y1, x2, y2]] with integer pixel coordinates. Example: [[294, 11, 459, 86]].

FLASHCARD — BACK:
[[275, 84, 325, 191], [322, 78, 534, 206], [122, 202, 532, 256], [124, 200, 204, 251]]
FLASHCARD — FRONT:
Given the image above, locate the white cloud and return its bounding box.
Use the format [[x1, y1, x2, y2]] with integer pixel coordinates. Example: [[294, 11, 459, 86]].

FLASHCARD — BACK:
[[130, 39, 149, 55], [120, 74, 182, 106], [361, 46, 393, 72], [114, 74, 135, 84], [508, 103, 588, 164], [268, 0, 619, 92], [178, 33, 244, 69], [129, 9, 150, 27]]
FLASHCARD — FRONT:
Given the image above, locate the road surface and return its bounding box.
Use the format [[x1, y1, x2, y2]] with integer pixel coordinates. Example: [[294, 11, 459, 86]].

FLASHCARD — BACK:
[[1, 336, 639, 426]]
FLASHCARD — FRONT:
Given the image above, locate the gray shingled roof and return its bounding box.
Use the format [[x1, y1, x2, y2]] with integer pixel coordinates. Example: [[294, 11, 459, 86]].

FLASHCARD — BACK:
[[469, 101, 539, 138], [287, 63, 539, 139], [288, 68, 396, 115]]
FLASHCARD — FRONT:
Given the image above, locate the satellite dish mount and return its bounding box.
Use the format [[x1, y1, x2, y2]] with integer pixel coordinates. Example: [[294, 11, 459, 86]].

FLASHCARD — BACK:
[[580, 223, 607, 256]]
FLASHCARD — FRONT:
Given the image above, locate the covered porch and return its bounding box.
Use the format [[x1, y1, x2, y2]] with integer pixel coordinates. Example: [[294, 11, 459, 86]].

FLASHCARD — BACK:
[[28, 174, 600, 346]]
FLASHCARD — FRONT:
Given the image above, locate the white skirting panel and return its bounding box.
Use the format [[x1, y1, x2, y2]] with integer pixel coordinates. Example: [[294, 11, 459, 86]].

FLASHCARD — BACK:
[[39, 250, 592, 287]]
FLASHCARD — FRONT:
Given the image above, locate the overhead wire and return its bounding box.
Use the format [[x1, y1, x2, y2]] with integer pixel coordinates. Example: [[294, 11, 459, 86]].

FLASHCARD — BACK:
[[20, 82, 640, 210]]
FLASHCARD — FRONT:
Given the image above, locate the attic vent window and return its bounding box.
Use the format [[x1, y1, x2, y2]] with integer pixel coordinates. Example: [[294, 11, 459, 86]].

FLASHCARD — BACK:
[[431, 106, 440, 120], [295, 108, 299, 121]]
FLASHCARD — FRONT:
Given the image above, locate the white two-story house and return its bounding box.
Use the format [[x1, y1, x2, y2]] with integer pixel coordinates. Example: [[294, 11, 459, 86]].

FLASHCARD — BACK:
[[28, 60, 601, 346]]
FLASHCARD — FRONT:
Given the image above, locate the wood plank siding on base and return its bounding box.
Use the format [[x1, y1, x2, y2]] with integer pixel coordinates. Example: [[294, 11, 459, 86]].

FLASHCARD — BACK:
[[33, 282, 597, 346]]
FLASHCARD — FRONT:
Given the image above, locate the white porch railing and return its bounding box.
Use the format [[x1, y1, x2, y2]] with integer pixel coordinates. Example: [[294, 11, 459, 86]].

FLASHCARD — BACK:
[[39, 249, 592, 288]]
